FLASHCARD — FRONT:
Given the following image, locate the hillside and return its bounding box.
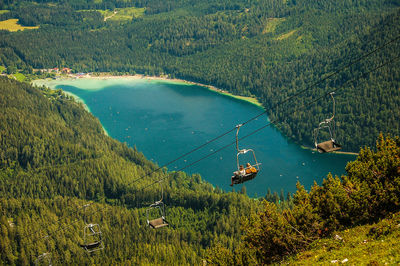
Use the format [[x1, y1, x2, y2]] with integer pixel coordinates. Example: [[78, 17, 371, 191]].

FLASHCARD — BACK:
[[0, 77, 263, 264], [206, 211, 400, 265], [0, 0, 399, 264], [0, 70, 399, 264], [0, 0, 398, 151], [207, 134, 400, 264], [286, 212, 400, 265]]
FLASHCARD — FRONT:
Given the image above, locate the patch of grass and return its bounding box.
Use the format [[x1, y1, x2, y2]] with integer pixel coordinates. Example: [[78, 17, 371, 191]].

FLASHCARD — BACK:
[[0, 19, 39, 32], [112, 7, 146, 21], [95, 9, 110, 16], [13, 73, 26, 81], [262, 17, 285, 34], [276, 29, 297, 40], [95, 7, 145, 22], [0, 10, 10, 15], [218, 90, 262, 107], [0, 66, 5, 73], [284, 212, 400, 265]]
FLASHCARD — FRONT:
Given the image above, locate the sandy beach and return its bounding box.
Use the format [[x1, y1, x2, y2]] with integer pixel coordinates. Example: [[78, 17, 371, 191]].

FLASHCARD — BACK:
[[34, 73, 358, 156], [45, 72, 264, 108]]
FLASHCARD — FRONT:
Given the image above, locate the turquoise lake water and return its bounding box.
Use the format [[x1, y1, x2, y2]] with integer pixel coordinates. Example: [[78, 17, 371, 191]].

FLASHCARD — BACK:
[[36, 78, 356, 197]]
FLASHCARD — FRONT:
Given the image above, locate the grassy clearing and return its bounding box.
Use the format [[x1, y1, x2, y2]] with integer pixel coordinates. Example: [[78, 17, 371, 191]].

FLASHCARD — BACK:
[[206, 87, 262, 107], [285, 212, 400, 265], [0, 19, 39, 31], [0, 66, 5, 73], [276, 29, 297, 40], [13, 73, 26, 82], [227, 94, 262, 107], [262, 17, 285, 34], [0, 10, 10, 15], [97, 7, 145, 22]]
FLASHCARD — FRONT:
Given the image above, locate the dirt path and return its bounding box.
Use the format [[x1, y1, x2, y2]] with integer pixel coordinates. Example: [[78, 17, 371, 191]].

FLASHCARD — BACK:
[[104, 11, 118, 22]]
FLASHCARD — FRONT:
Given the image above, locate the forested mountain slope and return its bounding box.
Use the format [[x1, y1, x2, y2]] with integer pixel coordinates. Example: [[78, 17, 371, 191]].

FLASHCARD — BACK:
[[0, 74, 399, 265], [0, 75, 398, 264], [0, 52, 399, 264], [0, 77, 263, 264], [207, 135, 400, 264], [0, 0, 399, 152]]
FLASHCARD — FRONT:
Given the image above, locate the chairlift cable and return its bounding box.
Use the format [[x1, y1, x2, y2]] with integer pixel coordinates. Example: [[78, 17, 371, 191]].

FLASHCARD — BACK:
[[21, 38, 400, 245], [19, 159, 106, 240], [124, 33, 400, 189], [19, 201, 92, 241], [138, 54, 400, 192]]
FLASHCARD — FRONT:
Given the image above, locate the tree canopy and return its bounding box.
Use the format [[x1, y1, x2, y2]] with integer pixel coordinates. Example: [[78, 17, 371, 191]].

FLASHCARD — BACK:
[[0, 0, 398, 151]]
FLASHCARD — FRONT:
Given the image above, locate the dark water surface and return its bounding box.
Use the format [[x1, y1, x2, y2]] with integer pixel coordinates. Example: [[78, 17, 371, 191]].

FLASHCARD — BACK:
[[37, 78, 355, 197]]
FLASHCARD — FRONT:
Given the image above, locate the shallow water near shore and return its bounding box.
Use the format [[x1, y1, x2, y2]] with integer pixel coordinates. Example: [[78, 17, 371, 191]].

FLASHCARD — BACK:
[[36, 77, 355, 197]]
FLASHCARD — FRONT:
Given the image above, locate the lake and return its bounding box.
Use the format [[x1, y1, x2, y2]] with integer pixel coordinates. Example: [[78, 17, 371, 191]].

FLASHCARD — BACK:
[[35, 77, 356, 197]]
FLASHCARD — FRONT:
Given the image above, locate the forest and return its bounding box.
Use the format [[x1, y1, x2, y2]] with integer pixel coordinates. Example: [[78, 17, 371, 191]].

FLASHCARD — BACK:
[[0, 74, 399, 264], [0, 0, 398, 151], [0, 77, 268, 264], [0, 0, 399, 264]]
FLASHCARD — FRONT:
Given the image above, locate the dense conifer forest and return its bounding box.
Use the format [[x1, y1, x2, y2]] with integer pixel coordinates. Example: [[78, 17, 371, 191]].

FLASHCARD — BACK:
[[0, 77, 265, 264], [0, 0, 398, 151], [1, 76, 399, 264], [0, 0, 399, 264]]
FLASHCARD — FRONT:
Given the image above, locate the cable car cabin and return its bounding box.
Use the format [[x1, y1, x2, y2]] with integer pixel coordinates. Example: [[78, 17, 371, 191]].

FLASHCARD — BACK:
[[81, 223, 104, 253], [231, 149, 260, 186], [146, 201, 169, 229]]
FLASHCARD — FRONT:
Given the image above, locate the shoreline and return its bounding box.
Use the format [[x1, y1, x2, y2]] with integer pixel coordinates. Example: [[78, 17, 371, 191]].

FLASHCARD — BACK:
[[33, 72, 263, 138], [33, 73, 358, 156], [35, 72, 264, 108]]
